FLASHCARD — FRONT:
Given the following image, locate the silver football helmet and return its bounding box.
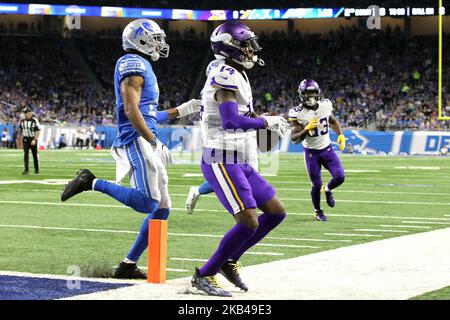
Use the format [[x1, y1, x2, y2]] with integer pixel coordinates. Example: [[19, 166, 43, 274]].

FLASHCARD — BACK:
[[122, 19, 169, 61]]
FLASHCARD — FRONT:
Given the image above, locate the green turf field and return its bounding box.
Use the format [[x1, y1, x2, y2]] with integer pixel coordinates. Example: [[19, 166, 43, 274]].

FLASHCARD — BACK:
[[410, 286, 450, 300], [0, 149, 449, 290]]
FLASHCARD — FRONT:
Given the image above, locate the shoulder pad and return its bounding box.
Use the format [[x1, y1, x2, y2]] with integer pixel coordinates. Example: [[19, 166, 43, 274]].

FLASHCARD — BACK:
[[117, 54, 147, 80], [209, 65, 241, 91], [288, 106, 303, 122], [319, 98, 333, 110]]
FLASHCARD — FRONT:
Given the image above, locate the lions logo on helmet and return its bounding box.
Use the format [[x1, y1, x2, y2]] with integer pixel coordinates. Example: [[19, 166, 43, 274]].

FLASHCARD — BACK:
[[122, 19, 169, 61]]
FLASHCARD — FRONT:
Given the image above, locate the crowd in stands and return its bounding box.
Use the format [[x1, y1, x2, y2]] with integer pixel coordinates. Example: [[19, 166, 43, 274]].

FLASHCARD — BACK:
[[0, 21, 448, 131]]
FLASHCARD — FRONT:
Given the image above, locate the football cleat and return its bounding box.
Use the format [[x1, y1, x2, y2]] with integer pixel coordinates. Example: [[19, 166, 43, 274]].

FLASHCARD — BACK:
[[220, 260, 248, 292], [191, 268, 232, 297], [322, 186, 335, 207], [61, 169, 96, 202], [314, 210, 328, 221], [185, 186, 201, 214], [113, 262, 147, 279], [22, 170, 29, 175]]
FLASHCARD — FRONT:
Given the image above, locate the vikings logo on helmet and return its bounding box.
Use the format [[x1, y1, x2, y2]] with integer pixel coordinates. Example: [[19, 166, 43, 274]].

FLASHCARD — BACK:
[[210, 21, 265, 69]]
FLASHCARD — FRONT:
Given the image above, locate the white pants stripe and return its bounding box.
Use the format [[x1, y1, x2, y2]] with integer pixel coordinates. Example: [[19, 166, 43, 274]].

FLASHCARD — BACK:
[[211, 163, 241, 214]]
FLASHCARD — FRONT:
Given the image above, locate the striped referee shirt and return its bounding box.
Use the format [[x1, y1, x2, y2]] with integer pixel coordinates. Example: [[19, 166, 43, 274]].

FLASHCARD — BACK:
[[20, 118, 41, 138]]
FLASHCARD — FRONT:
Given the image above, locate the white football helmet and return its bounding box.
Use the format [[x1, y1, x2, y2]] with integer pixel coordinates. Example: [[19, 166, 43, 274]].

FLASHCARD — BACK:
[[122, 19, 169, 61]]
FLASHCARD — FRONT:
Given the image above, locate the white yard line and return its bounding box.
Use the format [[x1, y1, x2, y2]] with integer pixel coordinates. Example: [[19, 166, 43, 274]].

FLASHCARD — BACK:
[[1, 200, 450, 222], [401, 221, 450, 225], [255, 243, 319, 249], [325, 233, 382, 237], [169, 258, 207, 262], [62, 227, 450, 300], [245, 252, 284, 256], [0, 224, 320, 250], [379, 225, 431, 229], [353, 229, 409, 233], [2, 197, 450, 208]]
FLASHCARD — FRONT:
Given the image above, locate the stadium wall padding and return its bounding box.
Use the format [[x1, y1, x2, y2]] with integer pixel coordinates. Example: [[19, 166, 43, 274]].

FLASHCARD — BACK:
[[1, 124, 449, 155]]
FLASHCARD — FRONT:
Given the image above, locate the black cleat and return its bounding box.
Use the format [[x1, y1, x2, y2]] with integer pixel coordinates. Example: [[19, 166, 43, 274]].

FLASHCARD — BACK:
[[113, 262, 147, 279], [22, 170, 29, 175], [220, 260, 248, 292], [322, 186, 335, 207], [35, 171, 39, 175], [61, 169, 96, 202], [191, 267, 232, 297]]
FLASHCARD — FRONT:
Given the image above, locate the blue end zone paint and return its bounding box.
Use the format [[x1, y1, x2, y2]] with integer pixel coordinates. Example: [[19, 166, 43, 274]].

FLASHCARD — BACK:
[[0, 275, 133, 300]]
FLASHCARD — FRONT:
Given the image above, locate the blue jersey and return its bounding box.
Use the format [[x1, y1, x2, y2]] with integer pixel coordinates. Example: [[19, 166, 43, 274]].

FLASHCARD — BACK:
[[113, 54, 159, 147]]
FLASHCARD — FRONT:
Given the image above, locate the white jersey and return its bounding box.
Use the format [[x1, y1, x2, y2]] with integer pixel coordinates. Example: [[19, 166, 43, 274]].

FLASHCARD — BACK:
[[288, 99, 333, 150], [201, 63, 255, 156]]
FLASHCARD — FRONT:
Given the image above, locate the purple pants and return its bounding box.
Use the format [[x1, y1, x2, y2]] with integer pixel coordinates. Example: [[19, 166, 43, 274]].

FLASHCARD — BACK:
[[201, 149, 275, 215], [304, 145, 345, 188]]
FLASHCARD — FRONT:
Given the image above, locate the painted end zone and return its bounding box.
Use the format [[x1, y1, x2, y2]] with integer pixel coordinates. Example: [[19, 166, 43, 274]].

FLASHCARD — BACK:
[[0, 274, 133, 300]]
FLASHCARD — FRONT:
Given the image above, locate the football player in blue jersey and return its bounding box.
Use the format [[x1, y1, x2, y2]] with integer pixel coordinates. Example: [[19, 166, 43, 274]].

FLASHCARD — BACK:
[[61, 19, 201, 278]]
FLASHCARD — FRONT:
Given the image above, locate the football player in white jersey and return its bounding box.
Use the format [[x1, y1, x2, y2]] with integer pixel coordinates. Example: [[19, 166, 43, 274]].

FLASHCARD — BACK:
[[185, 59, 259, 214], [190, 21, 288, 297], [289, 79, 346, 221]]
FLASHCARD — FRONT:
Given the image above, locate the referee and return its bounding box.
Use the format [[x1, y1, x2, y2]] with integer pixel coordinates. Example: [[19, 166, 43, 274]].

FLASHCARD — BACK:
[[18, 108, 41, 175]]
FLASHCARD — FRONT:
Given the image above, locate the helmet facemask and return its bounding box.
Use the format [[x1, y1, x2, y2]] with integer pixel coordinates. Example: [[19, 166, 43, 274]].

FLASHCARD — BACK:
[[300, 89, 320, 107], [140, 28, 170, 61], [239, 37, 265, 69]]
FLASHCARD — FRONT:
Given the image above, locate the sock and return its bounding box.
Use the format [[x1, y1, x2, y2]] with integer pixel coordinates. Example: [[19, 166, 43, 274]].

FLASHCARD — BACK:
[[231, 213, 286, 261], [324, 185, 329, 192], [198, 181, 214, 195], [327, 176, 345, 191], [94, 179, 158, 214], [126, 208, 170, 262], [199, 223, 256, 277], [311, 186, 322, 211]]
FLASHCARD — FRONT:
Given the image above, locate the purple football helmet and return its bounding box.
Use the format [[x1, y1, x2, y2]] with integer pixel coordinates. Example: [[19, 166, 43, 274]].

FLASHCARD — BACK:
[[298, 79, 321, 107], [210, 21, 265, 69]]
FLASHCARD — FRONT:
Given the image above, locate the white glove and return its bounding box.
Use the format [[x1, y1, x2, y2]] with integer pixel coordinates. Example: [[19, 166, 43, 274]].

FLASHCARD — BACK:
[[154, 140, 173, 167], [176, 99, 202, 118], [261, 115, 288, 138]]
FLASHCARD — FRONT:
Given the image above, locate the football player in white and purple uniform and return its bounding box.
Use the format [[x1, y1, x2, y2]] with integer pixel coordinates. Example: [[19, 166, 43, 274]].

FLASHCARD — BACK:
[[289, 79, 346, 221]]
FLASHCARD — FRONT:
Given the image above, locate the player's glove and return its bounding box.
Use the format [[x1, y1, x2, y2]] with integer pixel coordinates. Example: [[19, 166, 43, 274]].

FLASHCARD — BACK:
[[176, 99, 202, 118], [154, 140, 173, 167], [305, 117, 319, 132], [337, 134, 346, 151], [261, 115, 288, 138]]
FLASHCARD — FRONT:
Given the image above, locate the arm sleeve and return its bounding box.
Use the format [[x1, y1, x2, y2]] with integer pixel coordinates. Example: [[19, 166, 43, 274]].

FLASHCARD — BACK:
[[219, 101, 265, 131], [156, 111, 170, 123]]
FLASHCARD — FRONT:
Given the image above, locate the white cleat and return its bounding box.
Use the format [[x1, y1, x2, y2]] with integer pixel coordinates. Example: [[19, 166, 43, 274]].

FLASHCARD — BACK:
[[186, 186, 201, 214]]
